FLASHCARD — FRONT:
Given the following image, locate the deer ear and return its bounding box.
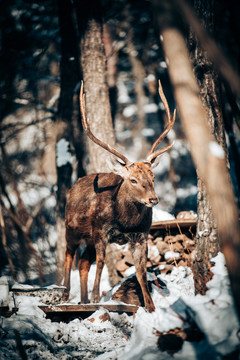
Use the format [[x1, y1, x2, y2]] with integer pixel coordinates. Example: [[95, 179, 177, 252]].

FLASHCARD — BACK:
[[149, 155, 161, 169], [143, 161, 152, 168], [95, 173, 123, 189], [113, 160, 130, 178]]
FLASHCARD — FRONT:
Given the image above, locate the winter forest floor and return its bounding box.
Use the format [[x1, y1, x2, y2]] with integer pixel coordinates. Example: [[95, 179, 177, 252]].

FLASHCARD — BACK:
[[0, 252, 240, 360]]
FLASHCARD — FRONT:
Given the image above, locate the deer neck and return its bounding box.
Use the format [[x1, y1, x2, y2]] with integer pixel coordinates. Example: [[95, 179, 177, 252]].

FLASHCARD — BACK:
[[115, 183, 151, 230]]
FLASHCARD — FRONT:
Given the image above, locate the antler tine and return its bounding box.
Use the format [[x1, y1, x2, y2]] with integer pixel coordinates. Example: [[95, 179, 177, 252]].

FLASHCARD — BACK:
[[146, 80, 175, 163], [80, 81, 130, 166], [146, 141, 175, 163]]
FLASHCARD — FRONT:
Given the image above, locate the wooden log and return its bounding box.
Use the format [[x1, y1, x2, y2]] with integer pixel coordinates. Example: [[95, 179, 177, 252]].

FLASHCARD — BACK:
[[39, 303, 138, 313], [151, 219, 197, 231], [39, 303, 139, 321]]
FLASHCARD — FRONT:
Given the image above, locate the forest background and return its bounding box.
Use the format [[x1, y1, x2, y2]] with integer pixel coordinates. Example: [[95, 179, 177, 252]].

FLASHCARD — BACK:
[[0, 0, 239, 316]]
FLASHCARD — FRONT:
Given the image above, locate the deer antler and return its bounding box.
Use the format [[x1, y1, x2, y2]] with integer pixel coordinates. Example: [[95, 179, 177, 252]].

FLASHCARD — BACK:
[[80, 81, 130, 165], [146, 80, 176, 163]]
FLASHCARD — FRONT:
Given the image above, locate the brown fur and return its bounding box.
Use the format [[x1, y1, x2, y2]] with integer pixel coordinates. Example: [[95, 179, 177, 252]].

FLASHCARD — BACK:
[[64, 80, 176, 312], [62, 163, 159, 312]]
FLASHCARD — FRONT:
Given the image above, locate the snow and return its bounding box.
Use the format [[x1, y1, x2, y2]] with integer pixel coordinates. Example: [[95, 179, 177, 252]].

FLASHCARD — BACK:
[[123, 104, 137, 117], [209, 141, 225, 159], [164, 251, 180, 260], [159, 60, 167, 69], [152, 206, 175, 222], [143, 103, 158, 114], [122, 102, 158, 118], [146, 74, 156, 82], [56, 138, 72, 167], [0, 279, 9, 306], [117, 79, 130, 104], [176, 186, 198, 199], [0, 253, 239, 359], [141, 128, 155, 137]]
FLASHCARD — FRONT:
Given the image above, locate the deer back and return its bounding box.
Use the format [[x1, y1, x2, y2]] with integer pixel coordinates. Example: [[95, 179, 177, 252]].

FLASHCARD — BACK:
[[65, 162, 156, 238]]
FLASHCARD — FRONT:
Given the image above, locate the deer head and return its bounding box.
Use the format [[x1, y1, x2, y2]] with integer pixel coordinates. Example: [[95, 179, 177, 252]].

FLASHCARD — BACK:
[[80, 80, 175, 207]]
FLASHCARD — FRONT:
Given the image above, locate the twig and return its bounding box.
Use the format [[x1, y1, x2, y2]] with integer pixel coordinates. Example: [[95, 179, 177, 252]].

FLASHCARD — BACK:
[[25, 194, 52, 232], [1, 144, 28, 223], [2, 203, 43, 284]]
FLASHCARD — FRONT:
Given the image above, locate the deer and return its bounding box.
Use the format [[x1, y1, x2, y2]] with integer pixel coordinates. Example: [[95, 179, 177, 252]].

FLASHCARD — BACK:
[[62, 80, 175, 312]]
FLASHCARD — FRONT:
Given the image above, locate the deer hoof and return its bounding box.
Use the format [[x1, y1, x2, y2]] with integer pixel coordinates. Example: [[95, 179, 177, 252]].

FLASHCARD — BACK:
[[91, 295, 100, 303], [145, 302, 155, 313], [62, 290, 69, 302]]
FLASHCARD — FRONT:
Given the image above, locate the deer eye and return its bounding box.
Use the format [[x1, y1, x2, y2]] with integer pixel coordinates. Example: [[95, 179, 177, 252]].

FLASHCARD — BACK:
[[130, 178, 137, 184]]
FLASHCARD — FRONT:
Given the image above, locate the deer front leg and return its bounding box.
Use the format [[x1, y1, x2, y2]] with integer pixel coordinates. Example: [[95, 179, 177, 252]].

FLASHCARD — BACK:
[[130, 233, 155, 313]]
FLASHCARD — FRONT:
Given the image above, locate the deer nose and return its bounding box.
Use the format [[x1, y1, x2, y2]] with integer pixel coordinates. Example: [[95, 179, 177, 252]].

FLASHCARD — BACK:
[[149, 197, 159, 206]]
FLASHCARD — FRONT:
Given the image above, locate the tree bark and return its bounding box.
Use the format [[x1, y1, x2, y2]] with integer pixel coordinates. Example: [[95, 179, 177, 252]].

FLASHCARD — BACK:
[[175, 0, 240, 98], [74, 0, 120, 286], [75, 0, 116, 173], [188, 0, 227, 291]]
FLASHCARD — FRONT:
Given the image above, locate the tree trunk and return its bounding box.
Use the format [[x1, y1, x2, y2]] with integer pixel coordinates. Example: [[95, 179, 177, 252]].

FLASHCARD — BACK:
[[123, 5, 148, 158], [74, 0, 120, 286], [75, 0, 116, 173], [189, 0, 227, 292], [56, 0, 79, 284]]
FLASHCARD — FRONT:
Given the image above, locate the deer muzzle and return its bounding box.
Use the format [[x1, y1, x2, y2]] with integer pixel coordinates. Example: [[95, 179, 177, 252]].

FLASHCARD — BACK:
[[145, 196, 159, 207]]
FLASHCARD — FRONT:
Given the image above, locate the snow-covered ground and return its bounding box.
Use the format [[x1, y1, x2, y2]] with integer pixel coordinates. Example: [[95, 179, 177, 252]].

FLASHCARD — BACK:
[[0, 252, 239, 359]]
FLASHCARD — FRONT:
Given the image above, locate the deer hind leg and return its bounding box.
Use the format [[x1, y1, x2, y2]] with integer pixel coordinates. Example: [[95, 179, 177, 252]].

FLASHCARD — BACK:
[[79, 245, 96, 303], [130, 234, 155, 313], [62, 246, 77, 302], [91, 235, 106, 303]]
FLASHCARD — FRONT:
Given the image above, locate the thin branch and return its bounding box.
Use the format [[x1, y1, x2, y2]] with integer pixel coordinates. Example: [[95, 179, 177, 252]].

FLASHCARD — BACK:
[[1, 117, 55, 145], [25, 194, 52, 232], [1, 144, 29, 222], [0, 116, 55, 132], [2, 203, 43, 284]]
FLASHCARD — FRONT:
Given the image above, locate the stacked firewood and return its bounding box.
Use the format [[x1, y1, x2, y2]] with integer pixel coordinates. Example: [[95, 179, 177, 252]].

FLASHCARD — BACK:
[[115, 234, 195, 277], [115, 211, 196, 278]]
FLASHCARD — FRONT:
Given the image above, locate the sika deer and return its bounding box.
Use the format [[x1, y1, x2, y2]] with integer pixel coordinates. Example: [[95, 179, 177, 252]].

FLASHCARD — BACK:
[[62, 80, 175, 312]]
